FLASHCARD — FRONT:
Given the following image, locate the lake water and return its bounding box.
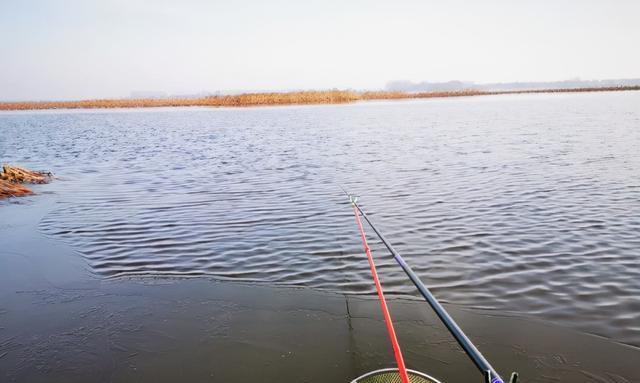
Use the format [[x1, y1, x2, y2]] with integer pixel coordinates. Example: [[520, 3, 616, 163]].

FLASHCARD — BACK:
[[1, 91, 639, 348]]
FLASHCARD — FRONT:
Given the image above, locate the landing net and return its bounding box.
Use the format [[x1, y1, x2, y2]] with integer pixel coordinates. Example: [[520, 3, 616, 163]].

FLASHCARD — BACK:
[[351, 368, 443, 383]]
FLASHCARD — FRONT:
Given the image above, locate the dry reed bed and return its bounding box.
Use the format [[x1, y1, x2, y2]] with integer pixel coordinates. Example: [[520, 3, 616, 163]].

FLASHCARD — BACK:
[[1, 87, 638, 111], [0, 91, 361, 110]]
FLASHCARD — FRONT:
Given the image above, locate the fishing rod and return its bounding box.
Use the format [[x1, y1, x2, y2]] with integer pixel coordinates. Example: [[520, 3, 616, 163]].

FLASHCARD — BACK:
[[342, 189, 518, 383], [351, 199, 411, 383]]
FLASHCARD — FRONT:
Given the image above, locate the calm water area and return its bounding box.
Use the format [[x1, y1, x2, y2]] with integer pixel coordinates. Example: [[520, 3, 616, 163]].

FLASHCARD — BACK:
[[1, 92, 639, 382]]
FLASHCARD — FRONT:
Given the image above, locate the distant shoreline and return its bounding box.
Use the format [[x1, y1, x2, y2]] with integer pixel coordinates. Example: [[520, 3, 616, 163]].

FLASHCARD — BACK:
[[1, 86, 639, 111]]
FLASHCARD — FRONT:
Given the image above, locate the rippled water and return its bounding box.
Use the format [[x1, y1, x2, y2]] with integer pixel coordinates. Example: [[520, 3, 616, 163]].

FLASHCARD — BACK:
[[1, 92, 639, 346]]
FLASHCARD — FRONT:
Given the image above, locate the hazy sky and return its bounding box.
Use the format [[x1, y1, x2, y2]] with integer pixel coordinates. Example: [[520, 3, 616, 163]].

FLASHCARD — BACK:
[[1, 0, 639, 101]]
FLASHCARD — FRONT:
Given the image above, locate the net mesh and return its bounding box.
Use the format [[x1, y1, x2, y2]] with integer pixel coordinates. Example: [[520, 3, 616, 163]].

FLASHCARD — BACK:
[[352, 369, 442, 383]]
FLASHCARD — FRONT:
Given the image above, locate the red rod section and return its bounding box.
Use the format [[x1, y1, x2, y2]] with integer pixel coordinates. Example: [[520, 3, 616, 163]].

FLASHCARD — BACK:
[[352, 204, 410, 383]]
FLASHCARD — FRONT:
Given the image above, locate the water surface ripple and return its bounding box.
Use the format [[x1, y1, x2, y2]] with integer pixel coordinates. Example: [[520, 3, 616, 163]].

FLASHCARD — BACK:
[[2, 92, 639, 346]]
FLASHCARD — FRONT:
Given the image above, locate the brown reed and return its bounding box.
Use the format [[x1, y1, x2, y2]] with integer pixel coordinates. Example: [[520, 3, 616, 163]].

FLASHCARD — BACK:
[[0, 86, 638, 111]]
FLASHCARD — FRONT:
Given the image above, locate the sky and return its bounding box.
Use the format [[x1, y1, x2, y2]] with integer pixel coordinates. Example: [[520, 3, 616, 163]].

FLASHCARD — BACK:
[[1, 0, 639, 101]]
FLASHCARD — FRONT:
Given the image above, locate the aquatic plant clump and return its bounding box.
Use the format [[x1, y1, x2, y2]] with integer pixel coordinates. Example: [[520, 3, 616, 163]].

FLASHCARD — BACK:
[[1, 165, 52, 184], [0, 165, 52, 200], [0, 179, 33, 199]]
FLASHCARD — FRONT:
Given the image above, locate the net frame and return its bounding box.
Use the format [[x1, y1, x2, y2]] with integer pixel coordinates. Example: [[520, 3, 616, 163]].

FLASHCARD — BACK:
[[351, 368, 443, 383]]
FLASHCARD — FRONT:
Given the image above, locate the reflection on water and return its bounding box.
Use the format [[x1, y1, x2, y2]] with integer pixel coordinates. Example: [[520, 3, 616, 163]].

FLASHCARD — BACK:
[[1, 92, 639, 346]]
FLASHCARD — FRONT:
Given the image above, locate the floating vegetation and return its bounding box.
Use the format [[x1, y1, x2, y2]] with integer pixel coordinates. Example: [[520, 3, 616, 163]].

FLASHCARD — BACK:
[[0, 165, 52, 200]]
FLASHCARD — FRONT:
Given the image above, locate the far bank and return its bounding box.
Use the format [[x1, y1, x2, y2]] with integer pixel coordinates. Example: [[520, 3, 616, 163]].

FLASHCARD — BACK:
[[1, 86, 639, 111]]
